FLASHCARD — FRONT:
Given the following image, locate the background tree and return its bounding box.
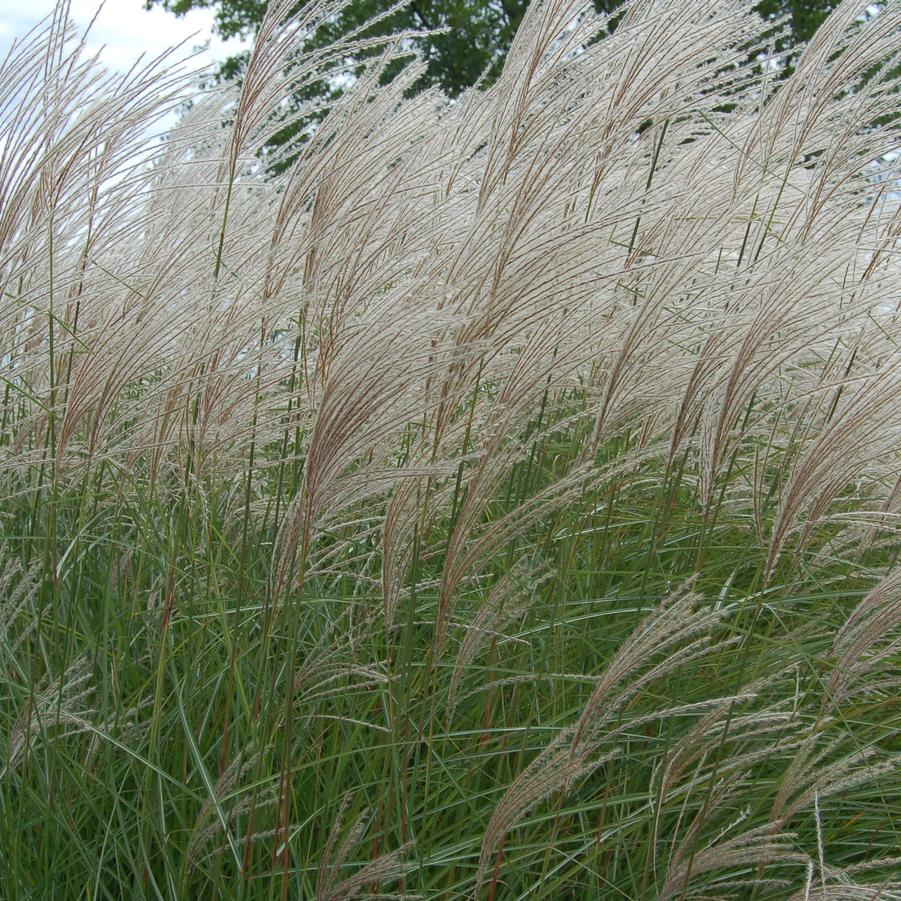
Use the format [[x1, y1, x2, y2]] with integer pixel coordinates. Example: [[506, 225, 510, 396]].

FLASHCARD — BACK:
[[147, 0, 851, 99]]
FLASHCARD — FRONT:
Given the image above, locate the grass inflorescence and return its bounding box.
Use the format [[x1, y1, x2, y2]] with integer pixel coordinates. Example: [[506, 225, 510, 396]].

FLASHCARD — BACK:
[[0, 1, 899, 898]]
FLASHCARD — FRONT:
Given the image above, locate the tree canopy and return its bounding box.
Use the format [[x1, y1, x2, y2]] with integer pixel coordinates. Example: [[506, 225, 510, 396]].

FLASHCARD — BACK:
[[148, 0, 848, 98]]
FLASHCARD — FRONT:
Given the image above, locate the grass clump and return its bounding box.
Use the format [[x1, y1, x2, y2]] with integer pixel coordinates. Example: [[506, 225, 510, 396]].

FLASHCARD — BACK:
[[0, 0, 899, 898]]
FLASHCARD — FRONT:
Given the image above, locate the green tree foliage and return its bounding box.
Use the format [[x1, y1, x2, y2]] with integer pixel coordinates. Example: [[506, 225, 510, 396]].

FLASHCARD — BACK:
[[148, 0, 849, 98]]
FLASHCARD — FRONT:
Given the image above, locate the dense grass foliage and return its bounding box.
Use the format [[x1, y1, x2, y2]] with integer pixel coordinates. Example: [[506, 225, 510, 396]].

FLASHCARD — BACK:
[[0, 1, 899, 898]]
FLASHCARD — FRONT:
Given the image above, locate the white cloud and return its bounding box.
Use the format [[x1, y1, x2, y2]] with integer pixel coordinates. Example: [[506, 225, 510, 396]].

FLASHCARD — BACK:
[[0, 0, 248, 74]]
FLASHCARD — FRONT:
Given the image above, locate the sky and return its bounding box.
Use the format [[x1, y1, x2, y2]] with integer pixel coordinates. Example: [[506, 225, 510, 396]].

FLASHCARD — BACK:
[[0, 0, 248, 74]]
